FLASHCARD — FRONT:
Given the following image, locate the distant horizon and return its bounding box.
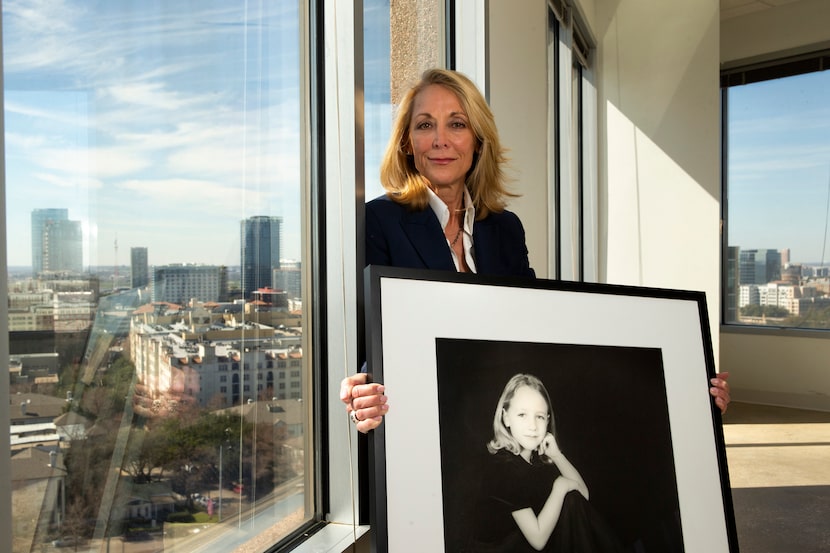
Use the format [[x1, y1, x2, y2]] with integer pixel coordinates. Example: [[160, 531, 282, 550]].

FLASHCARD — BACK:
[[6, 261, 303, 274]]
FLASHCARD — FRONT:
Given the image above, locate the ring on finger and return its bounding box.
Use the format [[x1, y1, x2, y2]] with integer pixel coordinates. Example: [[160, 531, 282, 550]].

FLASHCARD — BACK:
[[350, 410, 361, 425]]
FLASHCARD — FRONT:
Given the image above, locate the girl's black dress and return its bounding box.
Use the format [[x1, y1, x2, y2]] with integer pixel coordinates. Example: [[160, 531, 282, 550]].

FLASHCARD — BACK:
[[469, 449, 625, 552]]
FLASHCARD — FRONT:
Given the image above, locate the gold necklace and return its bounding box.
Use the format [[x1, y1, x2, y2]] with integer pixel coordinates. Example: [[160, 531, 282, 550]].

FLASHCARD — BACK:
[[449, 226, 463, 247]]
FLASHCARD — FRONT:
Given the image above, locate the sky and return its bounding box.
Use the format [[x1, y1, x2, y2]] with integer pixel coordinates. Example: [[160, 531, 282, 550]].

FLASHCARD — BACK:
[[727, 69, 830, 266], [11, 1, 826, 271], [3, 0, 306, 268]]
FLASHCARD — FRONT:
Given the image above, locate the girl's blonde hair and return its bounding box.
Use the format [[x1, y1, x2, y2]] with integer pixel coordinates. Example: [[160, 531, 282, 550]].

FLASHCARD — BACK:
[[379, 68, 516, 220], [487, 373, 556, 464]]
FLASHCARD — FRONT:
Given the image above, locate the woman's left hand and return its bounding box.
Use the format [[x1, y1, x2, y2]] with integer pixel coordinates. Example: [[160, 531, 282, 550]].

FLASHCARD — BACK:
[[710, 371, 731, 415]]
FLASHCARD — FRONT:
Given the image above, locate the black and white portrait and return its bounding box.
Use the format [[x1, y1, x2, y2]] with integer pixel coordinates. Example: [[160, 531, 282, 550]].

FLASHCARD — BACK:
[[436, 338, 683, 552]]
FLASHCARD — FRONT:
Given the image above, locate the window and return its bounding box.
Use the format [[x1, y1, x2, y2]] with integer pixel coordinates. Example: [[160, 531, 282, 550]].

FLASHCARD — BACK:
[[547, 0, 597, 282], [4, 1, 319, 552], [722, 54, 830, 329]]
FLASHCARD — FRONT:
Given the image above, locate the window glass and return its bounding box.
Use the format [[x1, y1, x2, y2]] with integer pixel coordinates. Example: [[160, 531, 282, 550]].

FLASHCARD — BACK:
[[365, 0, 444, 203], [364, 0, 392, 201], [725, 68, 830, 329], [4, 2, 312, 552]]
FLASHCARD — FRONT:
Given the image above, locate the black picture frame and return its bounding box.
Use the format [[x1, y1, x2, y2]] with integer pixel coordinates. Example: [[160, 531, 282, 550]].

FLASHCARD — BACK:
[[365, 266, 738, 553]]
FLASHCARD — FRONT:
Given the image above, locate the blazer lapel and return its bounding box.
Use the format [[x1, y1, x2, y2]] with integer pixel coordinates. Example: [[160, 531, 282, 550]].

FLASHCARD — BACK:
[[402, 208, 456, 271], [472, 218, 499, 273]]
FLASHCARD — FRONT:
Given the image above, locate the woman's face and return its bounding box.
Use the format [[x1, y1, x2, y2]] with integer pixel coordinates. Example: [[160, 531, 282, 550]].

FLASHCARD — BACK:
[[407, 84, 477, 191], [503, 385, 550, 456]]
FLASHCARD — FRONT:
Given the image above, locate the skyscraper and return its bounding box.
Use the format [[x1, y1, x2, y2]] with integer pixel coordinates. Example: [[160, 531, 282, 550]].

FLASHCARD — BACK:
[[31, 208, 68, 275], [739, 248, 782, 285], [42, 219, 83, 274], [31, 209, 83, 275], [241, 216, 282, 298], [131, 247, 149, 288]]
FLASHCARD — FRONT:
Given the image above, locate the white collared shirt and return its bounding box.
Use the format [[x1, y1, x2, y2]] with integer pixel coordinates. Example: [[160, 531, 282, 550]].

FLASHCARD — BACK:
[[426, 187, 477, 273]]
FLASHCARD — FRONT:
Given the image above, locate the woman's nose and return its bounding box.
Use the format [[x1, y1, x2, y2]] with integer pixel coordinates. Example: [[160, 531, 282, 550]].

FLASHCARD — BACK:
[[432, 128, 447, 147]]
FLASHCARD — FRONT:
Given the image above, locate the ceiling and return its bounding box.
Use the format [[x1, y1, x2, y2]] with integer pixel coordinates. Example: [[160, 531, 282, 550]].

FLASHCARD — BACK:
[[720, 0, 804, 20]]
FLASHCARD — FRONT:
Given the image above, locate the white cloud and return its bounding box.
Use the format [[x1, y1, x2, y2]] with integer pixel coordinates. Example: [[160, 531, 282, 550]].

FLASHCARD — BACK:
[[117, 177, 271, 209], [34, 171, 103, 190], [36, 146, 151, 179]]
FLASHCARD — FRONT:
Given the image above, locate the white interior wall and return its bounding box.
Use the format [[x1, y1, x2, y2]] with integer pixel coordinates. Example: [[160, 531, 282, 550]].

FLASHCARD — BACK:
[[487, 1, 549, 278], [592, 0, 722, 354], [719, 0, 830, 411]]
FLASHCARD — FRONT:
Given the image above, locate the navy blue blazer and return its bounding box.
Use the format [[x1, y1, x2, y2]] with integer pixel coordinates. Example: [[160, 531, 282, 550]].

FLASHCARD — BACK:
[[365, 195, 535, 278]]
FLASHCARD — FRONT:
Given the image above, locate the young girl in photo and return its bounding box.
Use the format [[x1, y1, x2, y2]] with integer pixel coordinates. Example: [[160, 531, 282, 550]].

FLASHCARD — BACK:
[[471, 373, 625, 552]]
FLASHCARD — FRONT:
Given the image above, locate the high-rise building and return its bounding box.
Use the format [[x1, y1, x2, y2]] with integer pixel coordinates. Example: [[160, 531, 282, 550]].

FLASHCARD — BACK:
[[42, 218, 83, 274], [738, 248, 782, 285], [152, 264, 224, 305], [274, 260, 302, 300], [131, 247, 149, 288], [241, 216, 282, 298], [31, 208, 68, 275]]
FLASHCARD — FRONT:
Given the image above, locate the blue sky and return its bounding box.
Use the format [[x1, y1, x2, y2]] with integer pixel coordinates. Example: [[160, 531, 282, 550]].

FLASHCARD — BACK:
[[3, 0, 304, 267], [727, 69, 830, 265], [17, 1, 825, 271]]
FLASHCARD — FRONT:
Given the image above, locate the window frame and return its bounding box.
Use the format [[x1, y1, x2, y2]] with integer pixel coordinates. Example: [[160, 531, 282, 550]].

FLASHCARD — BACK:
[[546, 1, 598, 283], [720, 50, 830, 338]]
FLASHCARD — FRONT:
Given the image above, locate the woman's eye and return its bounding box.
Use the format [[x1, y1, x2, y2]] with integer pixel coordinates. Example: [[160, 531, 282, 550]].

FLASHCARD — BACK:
[[416, 121, 432, 130], [451, 120, 467, 128]]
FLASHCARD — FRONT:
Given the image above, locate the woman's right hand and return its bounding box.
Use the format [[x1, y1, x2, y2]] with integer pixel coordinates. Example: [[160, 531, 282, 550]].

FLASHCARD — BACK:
[[340, 373, 389, 433]]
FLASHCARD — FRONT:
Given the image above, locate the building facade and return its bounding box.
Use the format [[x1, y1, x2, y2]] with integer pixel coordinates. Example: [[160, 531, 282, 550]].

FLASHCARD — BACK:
[[151, 264, 225, 305], [273, 260, 301, 300], [131, 322, 303, 409]]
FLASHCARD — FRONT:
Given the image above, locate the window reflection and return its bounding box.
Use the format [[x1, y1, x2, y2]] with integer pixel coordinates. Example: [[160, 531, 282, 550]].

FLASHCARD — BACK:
[[5, 2, 309, 552]]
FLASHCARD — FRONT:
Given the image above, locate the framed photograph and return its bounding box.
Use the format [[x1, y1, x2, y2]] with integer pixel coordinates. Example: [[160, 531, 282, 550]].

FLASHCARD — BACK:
[[365, 266, 738, 553]]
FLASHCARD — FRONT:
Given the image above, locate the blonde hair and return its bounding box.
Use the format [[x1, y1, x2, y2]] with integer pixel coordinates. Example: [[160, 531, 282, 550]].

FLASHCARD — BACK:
[[487, 373, 556, 464], [379, 68, 515, 219]]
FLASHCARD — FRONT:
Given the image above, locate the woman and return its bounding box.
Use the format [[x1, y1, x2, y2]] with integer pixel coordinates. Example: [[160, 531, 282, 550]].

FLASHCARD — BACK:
[[341, 69, 731, 433], [364, 68, 535, 278]]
